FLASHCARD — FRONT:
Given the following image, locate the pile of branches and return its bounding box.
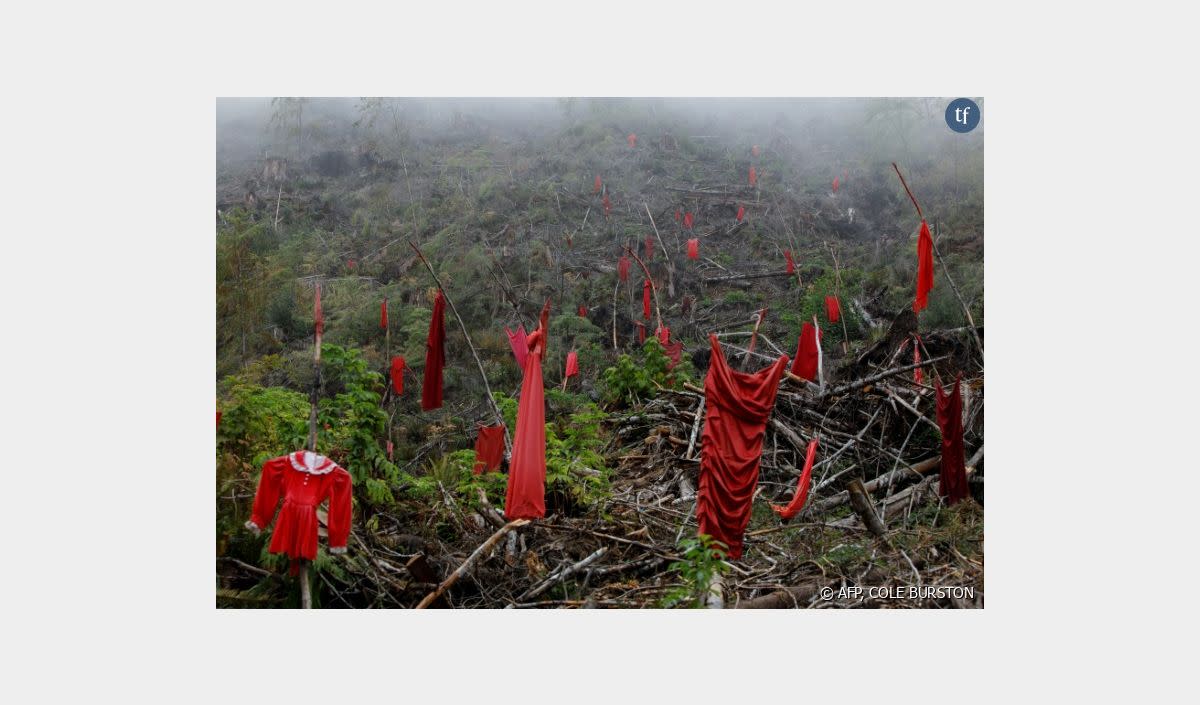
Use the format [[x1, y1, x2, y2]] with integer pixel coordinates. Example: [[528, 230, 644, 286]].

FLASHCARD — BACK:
[[218, 313, 983, 608]]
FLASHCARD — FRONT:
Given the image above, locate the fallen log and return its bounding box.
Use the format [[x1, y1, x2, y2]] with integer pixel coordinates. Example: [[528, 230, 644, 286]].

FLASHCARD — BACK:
[[415, 519, 529, 609], [514, 546, 609, 603], [734, 582, 822, 609], [847, 478, 889, 539]]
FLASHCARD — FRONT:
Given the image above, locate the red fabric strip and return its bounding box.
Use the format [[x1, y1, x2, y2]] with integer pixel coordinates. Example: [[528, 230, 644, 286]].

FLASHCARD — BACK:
[[914, 219, 934, 312], [687, 238, 699, 260], [790, 322, 821, 381], [421, 290, 446, 410], [617, 255, 630, 281], [642, 279, 652, 319], [736, 205, 745, 222], [824, 295, 841, 323], [935, 376, 969, 504], [564, 350, 579, 378], [473, 424, 505, 474], [390, 356, 406, 395], [748, 166, 757, 186], [770, 438, 819, 519], [505, 325, 528, 372], [832, 176, 840, 193], [313, 282, 324, 337], [594, 174, 602, 193], [785, 250, 795, 274], [380, 299, 388, 329]]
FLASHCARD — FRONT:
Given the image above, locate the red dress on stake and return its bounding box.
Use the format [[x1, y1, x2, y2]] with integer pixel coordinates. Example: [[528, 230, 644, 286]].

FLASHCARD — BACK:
[[642, 279, 652, 319], [617, 255, 631, 282], [594, 174, 602, 193], [736, 205, 745, 222], [784, 250, 795, 274], [505, 325, 528, 372], [791, 321, 822, 382], [473, 424, 505, 474], [684, 212, 694, 230], [697, 335, 789, 559], [687, 238, 699, 260], [914, 219, 934, 312], [832, 176, 840, 193], [578, 304, 588, 318], [748, 166, 758, 186], [770, 438, 819, 519], [627, 133, 637, 148], [505, 316, 548, 519], [644, 236, 655, 260], [824, 295, 841, 323], [390, 356, 406, 395], [247, 451, 352, 564], [935, 376, 970, 504], [422, 290, 446, 410], [636, 321, 646, 344], [564, 350, 579, 379]]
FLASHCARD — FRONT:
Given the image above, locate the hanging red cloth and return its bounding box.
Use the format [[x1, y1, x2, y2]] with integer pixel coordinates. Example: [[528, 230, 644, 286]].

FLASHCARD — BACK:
[[642, 279, 652, 319], [627, 133, 637, 148], [617, 255, 631, 281], [770, 438, 819, 520], [421, 290, 446, 411], [665, 340, 683, 368], [748, 166, 757, 186], [636, 321, 646, 344], [656, 325, 670, 345], [935, 376, 969, 505], [684, 212, 694, 230], [914, 219, 934, 312], [313, 282, 324, 337], [687, 238, 699, 260], [751, 144, 760, 157], [697, 335, 789, 559], [564, 350, 579, 378], [247, 451, 352, 565], [380, 298, 388, 329], [578, 304, 588, 318], [505, 324, 528, 372], [594, 174, 602, 193], [390, 355, 406, 395], [505, 308, 549, 519], [736, 205, 745, 222], [784, 250, 795, 274], [913, 335, 924, 384], [824, 295, 841, 323], [473, 424, 505, 474], [790, 321, 822, 382], [387, 440, 394, 461], [832, 176, 840, 193], [347, 259, 357, 270], [644, 236, 655, 260]]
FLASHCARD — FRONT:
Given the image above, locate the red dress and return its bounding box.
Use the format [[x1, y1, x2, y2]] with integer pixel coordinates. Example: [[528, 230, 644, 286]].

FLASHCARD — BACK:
[[696, 335, 789, 559], [247, 451, 352, 561]]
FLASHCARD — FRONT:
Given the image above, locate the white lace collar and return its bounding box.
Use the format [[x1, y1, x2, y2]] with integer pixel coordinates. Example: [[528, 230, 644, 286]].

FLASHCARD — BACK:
[[289, 451, 339, 475]]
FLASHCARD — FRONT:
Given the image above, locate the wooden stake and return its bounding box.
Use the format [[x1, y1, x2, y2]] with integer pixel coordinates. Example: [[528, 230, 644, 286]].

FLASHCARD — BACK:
[[644, 203, 675, 298], [408, 242, 511, 453], [622, 245, 664, 331], [932, 220, 984, 356]]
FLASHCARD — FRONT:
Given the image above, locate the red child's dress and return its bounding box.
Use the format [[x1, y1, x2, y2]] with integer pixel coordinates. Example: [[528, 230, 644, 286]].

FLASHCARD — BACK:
[[246, 451, 352, 560]]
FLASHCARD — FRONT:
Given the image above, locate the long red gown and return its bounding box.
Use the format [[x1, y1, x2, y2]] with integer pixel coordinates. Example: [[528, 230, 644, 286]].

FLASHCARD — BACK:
[[248, 451, 352, 561], [505, 305, 550, 519], [696, 335, 789, 559]]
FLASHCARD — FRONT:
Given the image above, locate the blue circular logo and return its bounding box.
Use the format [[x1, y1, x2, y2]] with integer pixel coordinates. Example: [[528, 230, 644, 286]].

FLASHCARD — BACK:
[[945, 98, 980, 133]]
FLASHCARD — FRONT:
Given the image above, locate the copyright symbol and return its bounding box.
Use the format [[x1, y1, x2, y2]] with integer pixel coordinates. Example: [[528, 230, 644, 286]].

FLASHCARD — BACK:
[[820, 587, 834, 600]]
